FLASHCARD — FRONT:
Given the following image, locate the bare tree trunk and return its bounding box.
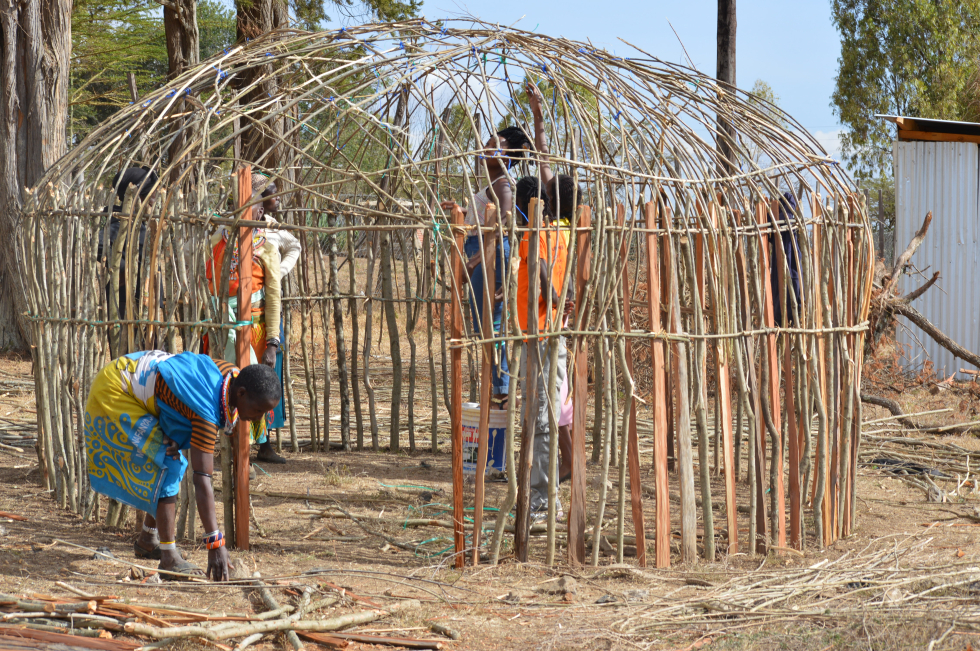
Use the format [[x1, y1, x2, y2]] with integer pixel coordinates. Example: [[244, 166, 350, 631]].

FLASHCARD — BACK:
[[164, 0, 199, 80], [716, 0, 737, 175], [235, 0, 286, 168], [0, 0, 72, 350]]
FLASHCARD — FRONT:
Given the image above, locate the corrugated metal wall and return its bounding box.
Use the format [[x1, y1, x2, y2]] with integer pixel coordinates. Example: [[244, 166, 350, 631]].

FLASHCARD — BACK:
[[894, 140, 980, 378]]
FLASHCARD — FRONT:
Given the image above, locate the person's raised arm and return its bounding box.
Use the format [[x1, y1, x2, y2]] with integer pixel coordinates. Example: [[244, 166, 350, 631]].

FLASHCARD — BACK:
[[526, 81, 554, 186]]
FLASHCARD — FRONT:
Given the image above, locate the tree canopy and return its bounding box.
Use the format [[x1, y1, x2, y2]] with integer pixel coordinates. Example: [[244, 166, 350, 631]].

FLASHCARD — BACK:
[[831, 0, 980, 178], [70, 0, 418, 143]]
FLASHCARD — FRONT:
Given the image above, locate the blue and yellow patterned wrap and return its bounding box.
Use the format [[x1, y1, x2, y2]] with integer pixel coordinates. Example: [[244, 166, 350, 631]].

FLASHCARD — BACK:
[[84, 351, 226, 514]]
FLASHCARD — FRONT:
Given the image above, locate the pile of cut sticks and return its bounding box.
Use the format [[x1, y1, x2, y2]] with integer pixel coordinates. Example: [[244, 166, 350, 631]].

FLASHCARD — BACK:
[[0, 580, 450, 650]]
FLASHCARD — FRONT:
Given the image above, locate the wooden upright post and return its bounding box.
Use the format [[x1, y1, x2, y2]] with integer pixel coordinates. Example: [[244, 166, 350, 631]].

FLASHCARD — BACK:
[[617, 205, 646, 567], [515, 198, 542, 562], [472, 207, 497, 565], [811, 200, 832, 546], [710, 204, 738, 556], [568, 205, 592, 566], [234, 166, 253, 551], [773, 200, 801, 550], [658, 206, 676, 471], [644, 202, 670, 568], [842, 197, 857, 537], [757, 201, 784, 550], [733, 208, 767, 554], [449, 206, 466, 568]]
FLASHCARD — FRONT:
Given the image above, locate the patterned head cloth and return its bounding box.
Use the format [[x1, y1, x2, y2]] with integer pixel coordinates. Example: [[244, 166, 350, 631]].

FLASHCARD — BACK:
[[251, 172, 272, 196]]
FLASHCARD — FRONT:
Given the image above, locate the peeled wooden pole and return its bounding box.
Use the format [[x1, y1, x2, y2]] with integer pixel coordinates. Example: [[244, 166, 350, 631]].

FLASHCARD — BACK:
[[773, 204, 801, 551], [489, 210, 523, 565], [472, 208, 498, 565], [666, 224, 697, 563], [709, 204, 738, 555], [659, 207, 676, 471], [234, 166, 253, 551], [733, 211, 767, 554], [616, 205, 646, 567], [448, 205, 466, 568], [568, 205, 592, 566], [644, 202, 670, 568], [515, 199, 542, 562], [756, 201, 784, 550]]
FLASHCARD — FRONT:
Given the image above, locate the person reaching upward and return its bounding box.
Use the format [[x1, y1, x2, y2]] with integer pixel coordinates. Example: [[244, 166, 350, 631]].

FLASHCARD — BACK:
[[440, 80, 553, 409]]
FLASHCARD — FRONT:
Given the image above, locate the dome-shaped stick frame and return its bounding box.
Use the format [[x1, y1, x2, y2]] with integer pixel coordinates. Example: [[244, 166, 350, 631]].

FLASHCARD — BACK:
[[17, 19, 873, 568]]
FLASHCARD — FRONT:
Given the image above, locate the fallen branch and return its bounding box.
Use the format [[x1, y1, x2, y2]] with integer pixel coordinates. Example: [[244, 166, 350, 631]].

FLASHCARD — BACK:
[[123, 600, 421, 641], [860, 394, 915, 429], [902, 270, 940, 303], [0, 625, 139, 650], [293, 632, 348, 649], [891, 302, 980, 370], [425, 621, 460, 641], [230, 562, 303, 651], [326, 632, 443, 649]]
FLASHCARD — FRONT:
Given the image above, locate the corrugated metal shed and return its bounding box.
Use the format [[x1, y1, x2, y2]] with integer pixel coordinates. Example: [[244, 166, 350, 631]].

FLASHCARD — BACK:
[[894, 140, 980, 378]]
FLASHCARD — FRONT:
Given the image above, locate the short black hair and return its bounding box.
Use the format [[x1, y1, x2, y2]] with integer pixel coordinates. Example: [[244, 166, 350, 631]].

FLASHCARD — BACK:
[[494, 125, 533, 157], [547, 174, 581, 219], [235, 364, 281, 403], [515, 176, 543, 225], [111, 166, 159, 203]]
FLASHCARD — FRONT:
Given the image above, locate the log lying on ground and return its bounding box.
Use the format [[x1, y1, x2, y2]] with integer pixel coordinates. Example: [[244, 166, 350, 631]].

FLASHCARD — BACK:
[[860, 394, 916, 429], [230, 562, 303, 651], [123, 600, 421, 641]]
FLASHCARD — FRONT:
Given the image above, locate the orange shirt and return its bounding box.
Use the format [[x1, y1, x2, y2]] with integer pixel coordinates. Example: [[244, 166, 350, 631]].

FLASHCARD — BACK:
[[517, 226, 569, 333], [205, 232, 267, 315]]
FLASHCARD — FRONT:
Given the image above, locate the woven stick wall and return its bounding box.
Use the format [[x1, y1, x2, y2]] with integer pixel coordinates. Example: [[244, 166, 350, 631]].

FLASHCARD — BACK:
[[17, 19, 873, 565]]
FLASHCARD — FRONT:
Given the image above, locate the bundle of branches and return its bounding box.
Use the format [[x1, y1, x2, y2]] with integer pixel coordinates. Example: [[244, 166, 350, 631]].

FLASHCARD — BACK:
[[0, 577, 442, 651], [614, 534, 980, 638]]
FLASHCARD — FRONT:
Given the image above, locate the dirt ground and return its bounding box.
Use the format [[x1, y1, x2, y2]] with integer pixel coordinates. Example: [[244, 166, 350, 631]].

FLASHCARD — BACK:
[[4, 339, 980, 651]]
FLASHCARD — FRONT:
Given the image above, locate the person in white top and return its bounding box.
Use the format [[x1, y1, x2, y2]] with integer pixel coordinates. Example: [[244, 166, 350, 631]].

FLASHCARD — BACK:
[[250, 172, 302, 464], [440, 81, 553, 409]]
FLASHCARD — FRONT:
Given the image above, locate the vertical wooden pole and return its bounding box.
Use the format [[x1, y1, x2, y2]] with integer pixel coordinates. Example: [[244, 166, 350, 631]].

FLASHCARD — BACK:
[[733, 209, 767, 554], [710, 204, 738, 555], [842, 199, 856, 536], [515, 198, 542, 562], [644, 202, 670, 568], [449, 206, 466, 568], [665, 210, 697, 563], [828, 204, 841, 542], [617, 205, 647, 567], [811, 199, 832, 546], [472, 207, 497, 565], [774, 211, 801, 550], [234, 166, 253, 551], [658, 206, 676, 471], [568, 205, 592, 566], [757, 201, 784, 550]]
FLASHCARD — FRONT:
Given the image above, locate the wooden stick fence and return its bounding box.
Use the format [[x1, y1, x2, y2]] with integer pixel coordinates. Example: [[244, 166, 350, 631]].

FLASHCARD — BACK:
[[15, 21, 872, 566]]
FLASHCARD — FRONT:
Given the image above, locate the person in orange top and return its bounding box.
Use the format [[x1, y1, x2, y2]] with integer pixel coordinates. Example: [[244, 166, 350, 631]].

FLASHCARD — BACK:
[[515, 174, 578, 520], [205, 188, 285, 466]]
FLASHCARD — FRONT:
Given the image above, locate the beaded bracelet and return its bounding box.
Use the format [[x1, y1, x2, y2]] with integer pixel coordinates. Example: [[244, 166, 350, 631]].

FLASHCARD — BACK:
[[204, 530, 224, 550]]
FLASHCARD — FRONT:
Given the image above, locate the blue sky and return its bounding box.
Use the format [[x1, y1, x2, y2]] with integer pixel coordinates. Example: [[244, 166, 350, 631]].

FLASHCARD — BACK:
[[410, 0, 845, 159]]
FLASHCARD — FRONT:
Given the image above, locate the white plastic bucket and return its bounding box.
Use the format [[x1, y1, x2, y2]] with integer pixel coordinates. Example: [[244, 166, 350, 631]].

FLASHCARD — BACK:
[[462, 402, 509, 474]]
